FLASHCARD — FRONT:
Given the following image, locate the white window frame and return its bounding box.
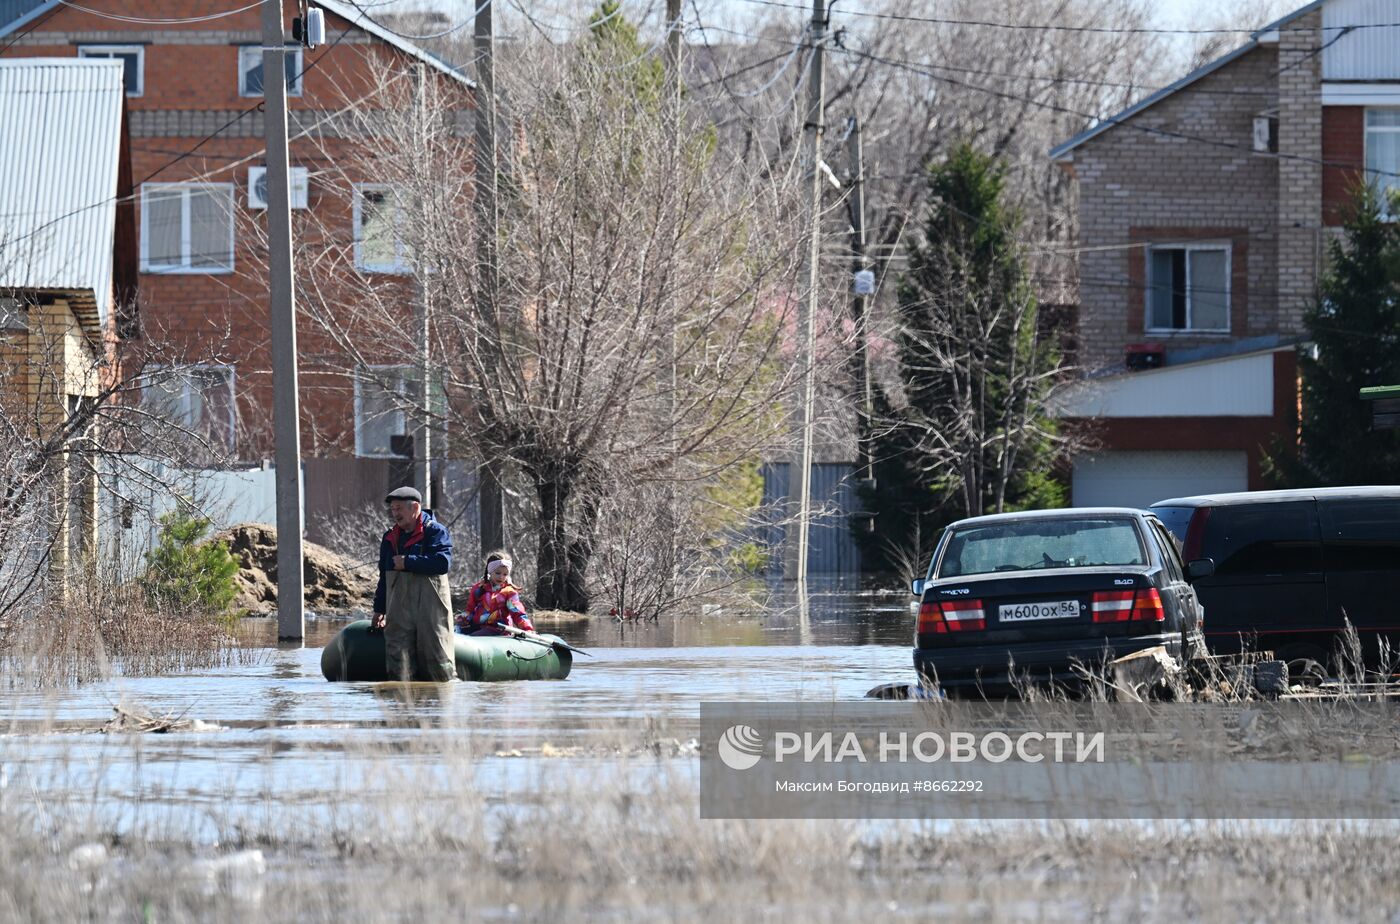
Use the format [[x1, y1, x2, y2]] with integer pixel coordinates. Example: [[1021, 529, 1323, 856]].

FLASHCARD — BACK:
[[77, 44, 144, 97], [1145, 243, 1231, 334], [1365, 107, 1400, 221], [141, 364, 238, 451], [352, 184, 411, 273], [140, 183, 236, 274], [354, 364, 411, 459], [238, 44, 304, 98]]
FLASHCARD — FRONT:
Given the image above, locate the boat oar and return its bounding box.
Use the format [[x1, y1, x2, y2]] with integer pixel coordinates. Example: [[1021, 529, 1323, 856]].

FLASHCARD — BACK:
[[497, 623, 593, 657]]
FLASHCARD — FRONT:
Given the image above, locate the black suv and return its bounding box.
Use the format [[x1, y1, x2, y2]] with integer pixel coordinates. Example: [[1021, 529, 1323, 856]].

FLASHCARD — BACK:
[[1151, 487, 1400, 668], [913, 508, 1208, 690]]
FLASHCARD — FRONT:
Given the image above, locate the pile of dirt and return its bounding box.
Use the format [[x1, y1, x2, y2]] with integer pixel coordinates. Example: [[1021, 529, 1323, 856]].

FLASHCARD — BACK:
[[214, 523, 376, 615]]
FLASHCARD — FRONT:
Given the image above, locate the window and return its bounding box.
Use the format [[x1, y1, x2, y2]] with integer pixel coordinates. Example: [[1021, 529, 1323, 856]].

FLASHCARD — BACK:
[[1147, 245, 1229, 332], [1366, 108, 1400, 219], [78, 45, 143, 96], [1199, 502, 1321, 578], [355, 365, 410, 458], [937, 517, 1146, 578], [141, 184, 235, 273], [238, 45, 303, 97], [354, 366, 447, 458], [1151, 521, 1185, 582], [1320, 499, 1400, 572], [142, 365, 237, 453], [353, 185, 409, 273]]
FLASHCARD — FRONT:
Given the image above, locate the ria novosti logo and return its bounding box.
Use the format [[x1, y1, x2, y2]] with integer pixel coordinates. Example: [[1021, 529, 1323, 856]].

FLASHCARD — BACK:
[[715, 726, 1106, 770], [717, 724, 765, 770]]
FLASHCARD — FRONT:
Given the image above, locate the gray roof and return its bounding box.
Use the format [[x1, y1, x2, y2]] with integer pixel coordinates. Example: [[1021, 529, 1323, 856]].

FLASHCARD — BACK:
[[0, 0, 48, 33], [0, 58, 125, 330], [0, 0, 474, 89], [1049, 0, 1327, 161]]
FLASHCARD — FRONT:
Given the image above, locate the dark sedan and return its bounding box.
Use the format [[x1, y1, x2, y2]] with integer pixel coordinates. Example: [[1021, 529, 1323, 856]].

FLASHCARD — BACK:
[[912, 508, 1209, 691]]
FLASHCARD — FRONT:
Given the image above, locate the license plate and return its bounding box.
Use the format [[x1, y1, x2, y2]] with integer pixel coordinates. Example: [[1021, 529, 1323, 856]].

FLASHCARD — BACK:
[[998, 600, 1080, 622]]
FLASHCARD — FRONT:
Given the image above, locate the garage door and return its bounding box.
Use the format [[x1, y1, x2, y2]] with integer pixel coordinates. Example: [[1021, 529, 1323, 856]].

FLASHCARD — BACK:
[[1071, 451, 1248, 509]]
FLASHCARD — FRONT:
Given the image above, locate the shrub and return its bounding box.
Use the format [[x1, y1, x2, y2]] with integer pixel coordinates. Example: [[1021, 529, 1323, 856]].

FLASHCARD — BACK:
[[140, 505, 240, 616]]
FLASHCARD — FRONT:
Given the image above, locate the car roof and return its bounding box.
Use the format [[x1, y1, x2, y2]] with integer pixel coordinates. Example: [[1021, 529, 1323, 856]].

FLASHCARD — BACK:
[[946, 507, 1150, 529], [1151, 486, 1400, 508]]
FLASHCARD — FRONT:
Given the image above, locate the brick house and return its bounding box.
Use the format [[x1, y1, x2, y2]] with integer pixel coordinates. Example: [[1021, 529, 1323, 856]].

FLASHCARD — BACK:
[[1048, 0, 1399, 506], [0, 0, 474, 525], [0, 57, 137, 582]]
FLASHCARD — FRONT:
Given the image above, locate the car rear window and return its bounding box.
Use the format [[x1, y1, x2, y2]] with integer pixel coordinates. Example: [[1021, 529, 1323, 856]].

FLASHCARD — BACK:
[[937, 517, 1146, 578], [1152, 505, 1195, 542]]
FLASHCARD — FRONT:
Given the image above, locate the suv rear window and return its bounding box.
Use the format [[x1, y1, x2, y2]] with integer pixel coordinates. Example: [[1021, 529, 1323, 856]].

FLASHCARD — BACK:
[[938, 517, 1146, 578], [1200, 501, 1321, 577]]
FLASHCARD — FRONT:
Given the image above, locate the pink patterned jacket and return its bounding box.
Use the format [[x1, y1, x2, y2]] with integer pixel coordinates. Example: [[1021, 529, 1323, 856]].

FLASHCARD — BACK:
[[458, 580, 534, 634]]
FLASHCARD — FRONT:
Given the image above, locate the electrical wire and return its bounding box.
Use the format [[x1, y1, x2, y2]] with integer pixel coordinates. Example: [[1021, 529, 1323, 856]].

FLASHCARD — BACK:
[[0, 7, 398, 256], [333, 0, 494, 41], [839, 45, 1400, 179], [730, 0, 1400, 36], [55, 0, 269, 26], [702, 26, 807, 98]]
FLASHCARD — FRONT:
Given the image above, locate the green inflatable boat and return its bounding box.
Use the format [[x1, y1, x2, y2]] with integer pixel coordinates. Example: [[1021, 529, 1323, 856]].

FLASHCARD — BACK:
[[321, 620, 573, 682]]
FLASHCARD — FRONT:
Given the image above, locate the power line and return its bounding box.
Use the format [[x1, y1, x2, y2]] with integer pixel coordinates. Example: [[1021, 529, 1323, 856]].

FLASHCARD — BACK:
[[55, 0, 267, 25], [710, 21, 1380, 100], [730, 0, 1400, 36], [0, 13, 398, 258], [841, 45, 1400, 180]]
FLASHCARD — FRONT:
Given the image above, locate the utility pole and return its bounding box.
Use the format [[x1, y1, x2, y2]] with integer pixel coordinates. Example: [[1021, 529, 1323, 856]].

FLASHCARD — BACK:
[[794, 0, 826, 588], [475, 0, 505, 555], [662, 0, 683, 589], [846, 116, 875, 533], [261, 0, 305, 640], [411, 63, 431, 508]]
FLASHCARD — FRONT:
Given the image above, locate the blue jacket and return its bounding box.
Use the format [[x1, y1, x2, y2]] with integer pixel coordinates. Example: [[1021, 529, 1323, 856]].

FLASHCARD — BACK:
[[373, 510, 452, 614]]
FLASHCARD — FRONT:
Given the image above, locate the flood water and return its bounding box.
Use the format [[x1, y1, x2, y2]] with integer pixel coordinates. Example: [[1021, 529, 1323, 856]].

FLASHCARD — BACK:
[[0, 583, 919, 840]]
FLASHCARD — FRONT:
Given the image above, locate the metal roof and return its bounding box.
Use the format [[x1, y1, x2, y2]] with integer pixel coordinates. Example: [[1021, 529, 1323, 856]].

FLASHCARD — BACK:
[[1049, 0, 1328, 161], [0, 0, 49, 34], [317, 0, 474, 89], [0, 1, 474, 89], [0, 57, 125, 330]]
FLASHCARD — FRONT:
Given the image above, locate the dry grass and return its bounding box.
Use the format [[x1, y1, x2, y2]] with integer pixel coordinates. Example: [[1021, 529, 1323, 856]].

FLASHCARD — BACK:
[[0, 726, 1398, 923], [0, 575, 246, 688]]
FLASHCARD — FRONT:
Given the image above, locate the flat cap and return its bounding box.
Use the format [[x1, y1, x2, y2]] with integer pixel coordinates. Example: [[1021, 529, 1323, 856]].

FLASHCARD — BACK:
[[384, 486, 422, 504]]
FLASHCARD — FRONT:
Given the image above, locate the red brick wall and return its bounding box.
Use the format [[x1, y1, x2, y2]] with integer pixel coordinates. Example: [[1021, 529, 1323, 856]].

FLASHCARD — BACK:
[[1125, 227, 1250, 339], [7, 2, 473, 460], [1321, 106, 1365, 227]]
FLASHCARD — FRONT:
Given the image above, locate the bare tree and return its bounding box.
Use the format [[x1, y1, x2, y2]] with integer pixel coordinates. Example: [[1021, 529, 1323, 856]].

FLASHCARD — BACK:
[[296, 29, 810, 611]]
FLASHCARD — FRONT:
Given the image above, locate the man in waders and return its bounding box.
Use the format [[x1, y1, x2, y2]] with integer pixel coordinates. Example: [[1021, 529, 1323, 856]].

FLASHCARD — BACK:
[[370, 487, 456, 681]]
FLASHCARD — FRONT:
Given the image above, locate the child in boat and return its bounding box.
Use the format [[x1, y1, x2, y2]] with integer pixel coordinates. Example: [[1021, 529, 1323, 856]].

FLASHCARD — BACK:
[[457, 551, 535, 636]]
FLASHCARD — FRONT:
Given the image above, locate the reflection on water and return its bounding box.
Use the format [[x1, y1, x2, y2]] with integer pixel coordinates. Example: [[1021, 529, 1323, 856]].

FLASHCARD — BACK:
[[0, 585, 918, 839]]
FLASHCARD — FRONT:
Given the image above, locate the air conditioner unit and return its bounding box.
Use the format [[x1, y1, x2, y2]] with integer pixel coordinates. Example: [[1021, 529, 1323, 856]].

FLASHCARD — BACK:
[[1125, 342, 1166, 371], [248, 166, 309, 209]]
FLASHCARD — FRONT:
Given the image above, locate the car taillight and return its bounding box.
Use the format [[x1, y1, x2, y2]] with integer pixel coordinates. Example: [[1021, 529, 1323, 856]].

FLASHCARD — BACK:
[[1133, 587, 1165, 622], [917, 601, 946, 634], [1092, 589, 1164, 623], [1091, 590, 1134, 623], [939, 599, 985, 632], [1182, 507, 1211, 562]]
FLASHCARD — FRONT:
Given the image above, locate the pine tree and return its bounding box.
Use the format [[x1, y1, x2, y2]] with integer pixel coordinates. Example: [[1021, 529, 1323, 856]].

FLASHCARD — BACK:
[[141, 505, 241, 615], [858, 145, 1066, 572], [1273, 183, 1400, 485]]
